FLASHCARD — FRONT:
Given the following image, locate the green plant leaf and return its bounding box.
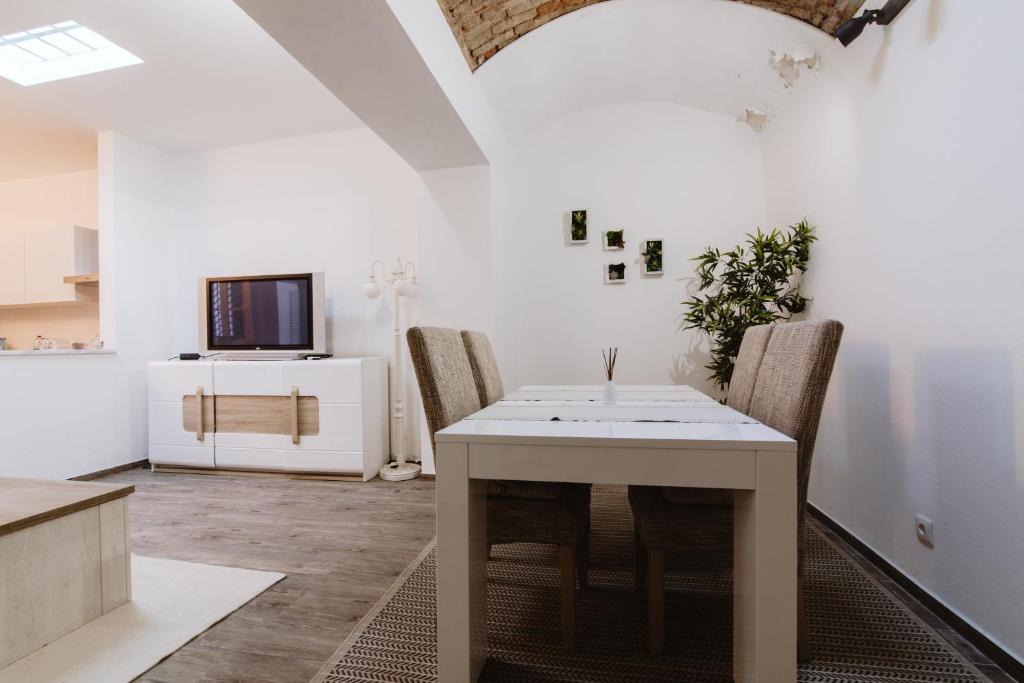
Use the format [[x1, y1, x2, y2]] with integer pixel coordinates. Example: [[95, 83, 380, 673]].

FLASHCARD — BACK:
[[680, 220, 816, 390]]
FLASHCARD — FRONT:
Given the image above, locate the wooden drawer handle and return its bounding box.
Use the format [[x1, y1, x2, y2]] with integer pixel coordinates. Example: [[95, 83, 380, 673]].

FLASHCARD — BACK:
[[196, 387, 205, 442], [291, 386, 300, 445]]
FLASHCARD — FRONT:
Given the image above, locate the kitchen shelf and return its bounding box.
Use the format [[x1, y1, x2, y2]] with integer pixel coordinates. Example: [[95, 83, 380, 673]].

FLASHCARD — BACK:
[[0, 300, 97, 310], [63, 273, 99, 286]]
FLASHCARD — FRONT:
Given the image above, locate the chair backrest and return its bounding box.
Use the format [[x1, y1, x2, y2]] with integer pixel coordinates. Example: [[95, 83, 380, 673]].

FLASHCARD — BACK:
[[748, 319, 843, 548], [460, 330, 505, 407], [406, 326, 482, 452], [726, 323, 774, 415]]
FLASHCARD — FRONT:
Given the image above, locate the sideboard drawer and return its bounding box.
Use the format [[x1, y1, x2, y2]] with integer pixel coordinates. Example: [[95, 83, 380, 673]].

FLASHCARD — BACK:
[[213, 447, 364, 476], [148, 361, 213, 402], [149, 400, 214, 447], [212, 360, 364, 403]]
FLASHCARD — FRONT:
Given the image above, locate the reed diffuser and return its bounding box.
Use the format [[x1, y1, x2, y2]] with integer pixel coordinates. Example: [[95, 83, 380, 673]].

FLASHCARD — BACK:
[[602, 347, 618, 404]]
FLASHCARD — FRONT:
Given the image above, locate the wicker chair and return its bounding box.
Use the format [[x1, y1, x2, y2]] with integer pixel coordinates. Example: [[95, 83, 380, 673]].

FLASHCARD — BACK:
[[461, 329, 593, 583], [629, 320, 843, 657], [725, 323, 775, 415], [460, 330, 505, 406], [407, 326, 590, 651]]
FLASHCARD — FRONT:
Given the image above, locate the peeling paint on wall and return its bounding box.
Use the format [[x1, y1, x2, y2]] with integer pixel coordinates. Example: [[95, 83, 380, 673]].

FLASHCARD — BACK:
[[740, 107, 772, 131], [769, 48, 820, 87], [739, 44, 820, 131]]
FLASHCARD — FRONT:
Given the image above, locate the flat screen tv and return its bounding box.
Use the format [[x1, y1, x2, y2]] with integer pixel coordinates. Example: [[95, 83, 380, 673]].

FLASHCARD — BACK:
[[197, 273, 326, 355]]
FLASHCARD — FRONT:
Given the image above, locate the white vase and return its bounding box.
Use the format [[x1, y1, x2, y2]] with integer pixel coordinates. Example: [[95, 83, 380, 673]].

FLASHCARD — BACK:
[[603, 380, 617, 405]]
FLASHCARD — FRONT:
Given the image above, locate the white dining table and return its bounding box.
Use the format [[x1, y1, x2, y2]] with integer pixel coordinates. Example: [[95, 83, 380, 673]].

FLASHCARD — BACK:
[[434, 385, 798, 682]]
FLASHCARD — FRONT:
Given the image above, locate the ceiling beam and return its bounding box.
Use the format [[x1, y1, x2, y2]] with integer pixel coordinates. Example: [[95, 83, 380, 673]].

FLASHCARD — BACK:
[[235, 0, 487, 170]]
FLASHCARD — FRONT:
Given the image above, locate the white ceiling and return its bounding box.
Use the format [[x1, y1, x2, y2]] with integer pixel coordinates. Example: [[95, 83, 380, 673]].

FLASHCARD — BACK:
[[474, 0, 832, 139], [0, 0, 363, 182]]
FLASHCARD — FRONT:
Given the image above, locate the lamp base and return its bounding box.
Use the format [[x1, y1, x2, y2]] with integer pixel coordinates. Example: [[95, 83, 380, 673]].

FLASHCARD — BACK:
[[379, 461, 422, 482]]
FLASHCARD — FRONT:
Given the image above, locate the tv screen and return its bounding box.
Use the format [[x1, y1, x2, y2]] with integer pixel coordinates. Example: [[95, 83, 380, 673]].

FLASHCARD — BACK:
[[207, 275, 313, 350]]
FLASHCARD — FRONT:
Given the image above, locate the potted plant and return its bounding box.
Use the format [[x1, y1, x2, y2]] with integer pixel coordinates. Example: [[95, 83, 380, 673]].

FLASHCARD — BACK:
[[681, 219, 816, 391]]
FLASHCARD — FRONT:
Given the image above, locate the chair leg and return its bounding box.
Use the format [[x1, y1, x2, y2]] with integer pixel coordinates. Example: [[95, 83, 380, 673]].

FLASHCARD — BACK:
[[559, 544, 576, 652], [797, 582, 811, 662], [575, 536, 590, 590], [647, 547, 665, 656], [634, 526, 648, 592]]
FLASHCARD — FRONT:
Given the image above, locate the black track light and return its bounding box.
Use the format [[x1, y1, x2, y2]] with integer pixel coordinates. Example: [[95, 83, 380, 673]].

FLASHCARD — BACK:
[[835, 0, 913, 47]]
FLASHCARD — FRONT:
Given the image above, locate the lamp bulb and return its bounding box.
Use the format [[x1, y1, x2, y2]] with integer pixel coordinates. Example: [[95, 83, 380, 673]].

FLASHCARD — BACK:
[[363, 279, 381, 299]]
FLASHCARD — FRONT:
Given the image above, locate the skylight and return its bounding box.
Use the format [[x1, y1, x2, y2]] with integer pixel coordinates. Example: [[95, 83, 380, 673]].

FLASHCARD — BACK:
[[0, 21, 141, 86]]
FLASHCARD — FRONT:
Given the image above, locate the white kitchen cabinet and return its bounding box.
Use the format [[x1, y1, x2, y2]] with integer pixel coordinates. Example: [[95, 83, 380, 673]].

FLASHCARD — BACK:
[[0, 226, 98, 306], [0, 232, 25, 306], [24, 226, 98, 304]]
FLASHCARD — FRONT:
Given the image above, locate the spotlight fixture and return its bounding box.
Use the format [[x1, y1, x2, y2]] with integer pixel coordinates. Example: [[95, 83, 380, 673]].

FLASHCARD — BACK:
[[835, 0, 912, 47]]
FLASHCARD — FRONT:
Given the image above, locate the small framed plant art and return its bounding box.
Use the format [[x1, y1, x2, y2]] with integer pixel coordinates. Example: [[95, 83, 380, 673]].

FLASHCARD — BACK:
[[641, 239, 663, 275], [604, 229, 625, 251], [605, 262, 626, 284], [570, 210, 588, 243]]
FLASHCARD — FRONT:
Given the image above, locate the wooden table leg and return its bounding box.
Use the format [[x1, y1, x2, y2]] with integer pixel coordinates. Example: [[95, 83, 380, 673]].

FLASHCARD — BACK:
[[436, 441, 488, 682], [733, 449, 797, 682]]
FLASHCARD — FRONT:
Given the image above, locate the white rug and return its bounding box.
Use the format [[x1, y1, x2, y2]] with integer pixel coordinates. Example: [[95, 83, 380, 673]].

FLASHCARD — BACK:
[[0, 555, 285, 683]]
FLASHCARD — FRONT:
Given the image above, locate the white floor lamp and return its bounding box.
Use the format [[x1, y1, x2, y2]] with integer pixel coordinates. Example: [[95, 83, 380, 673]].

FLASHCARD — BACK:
[[364, 258, 422, 481]]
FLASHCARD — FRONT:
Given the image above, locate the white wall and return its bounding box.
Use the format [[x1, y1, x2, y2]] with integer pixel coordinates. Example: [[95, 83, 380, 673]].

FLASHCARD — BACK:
[[174, 130, 419, 353], [0, 170, 100, 348], [493, 102, 766, 395], [412, 164, 496, 473], [0, 133, 179, 479], [760, 0, 1024, 663], [173, 129, 423, 459], [0, 170, 97, 231]]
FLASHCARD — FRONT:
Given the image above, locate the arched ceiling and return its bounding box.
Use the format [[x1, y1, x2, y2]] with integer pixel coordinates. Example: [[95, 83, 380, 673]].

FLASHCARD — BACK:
[[438, 0, 863, 69], [470, 0, 837, 138]]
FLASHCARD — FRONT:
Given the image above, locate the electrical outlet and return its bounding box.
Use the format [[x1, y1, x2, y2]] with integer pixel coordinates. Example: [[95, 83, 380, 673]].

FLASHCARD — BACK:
[[915, 514, 934, 548]]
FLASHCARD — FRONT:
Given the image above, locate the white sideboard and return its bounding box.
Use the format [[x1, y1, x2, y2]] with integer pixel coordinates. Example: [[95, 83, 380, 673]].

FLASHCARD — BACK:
[[148, 358, 389, 481]]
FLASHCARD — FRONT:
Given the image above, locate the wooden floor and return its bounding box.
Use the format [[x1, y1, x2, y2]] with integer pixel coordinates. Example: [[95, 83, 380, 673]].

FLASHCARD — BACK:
[[98, 467, 436, 683]]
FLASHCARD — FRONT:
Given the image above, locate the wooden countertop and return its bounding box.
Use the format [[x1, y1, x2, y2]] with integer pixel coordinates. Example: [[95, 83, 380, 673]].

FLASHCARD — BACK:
[[0, 477, 134, 537]]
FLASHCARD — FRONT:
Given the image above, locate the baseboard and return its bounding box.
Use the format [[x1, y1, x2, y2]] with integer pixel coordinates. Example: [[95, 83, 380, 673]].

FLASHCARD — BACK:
[[808, 504, 1023, 681], [151, 464, 364, 482], [71, 459, 149, 481]]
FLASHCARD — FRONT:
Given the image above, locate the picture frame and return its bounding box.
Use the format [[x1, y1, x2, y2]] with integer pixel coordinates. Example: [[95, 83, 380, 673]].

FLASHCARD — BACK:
[[641, 239, 663, 275], [570, 210, 588, 243], [604, 229, 625, 251], [605, 262, 626, 284]]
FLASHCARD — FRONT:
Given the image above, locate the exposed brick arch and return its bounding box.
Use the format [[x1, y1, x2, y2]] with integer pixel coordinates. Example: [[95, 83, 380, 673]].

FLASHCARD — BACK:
[[438, 0, 863, 69]]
